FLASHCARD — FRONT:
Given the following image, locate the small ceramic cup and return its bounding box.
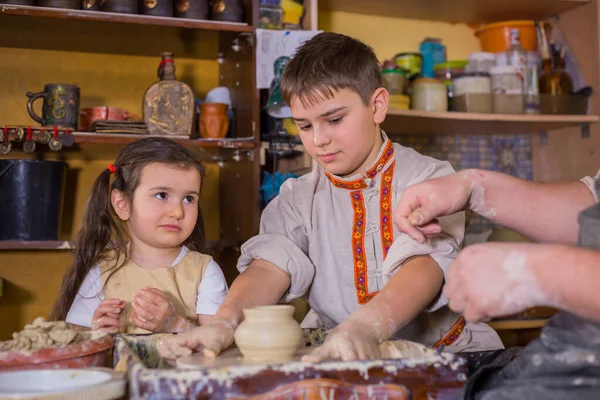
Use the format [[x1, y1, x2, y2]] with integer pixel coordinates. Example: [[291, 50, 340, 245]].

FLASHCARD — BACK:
[[199, 102, 230, 139]]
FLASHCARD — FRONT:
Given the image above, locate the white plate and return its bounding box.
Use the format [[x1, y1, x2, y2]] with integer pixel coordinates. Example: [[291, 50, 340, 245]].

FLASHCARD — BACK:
[[0, 368, 125, 400]]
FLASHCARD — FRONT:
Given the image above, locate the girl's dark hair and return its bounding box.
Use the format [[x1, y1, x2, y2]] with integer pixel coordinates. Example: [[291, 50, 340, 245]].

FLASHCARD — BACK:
[[50, 137, 206, 321]]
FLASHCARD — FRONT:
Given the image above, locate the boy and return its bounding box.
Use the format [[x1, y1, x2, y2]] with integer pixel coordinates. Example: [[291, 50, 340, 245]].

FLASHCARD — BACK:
[[160, 32, 502, 361]]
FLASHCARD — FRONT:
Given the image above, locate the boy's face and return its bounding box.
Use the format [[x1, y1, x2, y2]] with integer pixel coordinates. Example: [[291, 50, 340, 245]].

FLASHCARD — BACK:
[[290, 88, 388, 177]]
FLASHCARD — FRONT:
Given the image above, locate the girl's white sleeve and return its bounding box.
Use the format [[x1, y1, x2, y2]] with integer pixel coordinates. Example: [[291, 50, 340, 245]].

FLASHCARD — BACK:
[[65, 265, 104, 327], [196, 260, 229, 315]]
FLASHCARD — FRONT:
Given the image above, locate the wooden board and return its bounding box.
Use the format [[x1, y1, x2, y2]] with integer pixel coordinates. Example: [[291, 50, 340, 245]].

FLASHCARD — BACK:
[[71, 132, 256, 148], [0, 240, 242, 251], [531, 1, 600, 182], [488, 319, 549, 330], [320, 0, 589, 24], [0, 4, 251, 32], [382, 109, 598, 136]]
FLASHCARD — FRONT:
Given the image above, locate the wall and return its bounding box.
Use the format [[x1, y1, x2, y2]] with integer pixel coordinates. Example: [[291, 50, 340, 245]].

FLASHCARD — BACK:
[[319, 11, 481, 61]]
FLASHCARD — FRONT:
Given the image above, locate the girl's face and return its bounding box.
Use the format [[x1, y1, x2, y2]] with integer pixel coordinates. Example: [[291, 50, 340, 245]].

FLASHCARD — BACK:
[[112, 162, 201, 250]]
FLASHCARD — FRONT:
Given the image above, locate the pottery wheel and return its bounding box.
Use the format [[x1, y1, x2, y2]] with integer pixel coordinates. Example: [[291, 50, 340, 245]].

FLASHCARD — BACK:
[[176, 339, 435, 369], [176, 346, 315, 369]]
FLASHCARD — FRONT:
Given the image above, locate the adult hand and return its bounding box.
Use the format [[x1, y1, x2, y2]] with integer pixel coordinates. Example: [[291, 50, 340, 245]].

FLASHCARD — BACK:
[[443, 243, 549, 322]]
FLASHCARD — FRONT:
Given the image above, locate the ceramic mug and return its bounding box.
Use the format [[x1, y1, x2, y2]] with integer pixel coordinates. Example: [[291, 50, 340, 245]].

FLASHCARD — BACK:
[[199, 102, 229, 139], [26, 84, 80, 129]]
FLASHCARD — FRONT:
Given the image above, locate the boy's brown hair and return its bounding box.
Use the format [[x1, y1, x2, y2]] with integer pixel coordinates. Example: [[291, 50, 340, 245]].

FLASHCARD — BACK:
[[281, 32, 381, 108]]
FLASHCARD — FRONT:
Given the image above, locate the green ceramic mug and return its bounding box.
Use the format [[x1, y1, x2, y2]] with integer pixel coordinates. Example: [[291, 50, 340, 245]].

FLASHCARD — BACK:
[[26, 83, 80, 129]]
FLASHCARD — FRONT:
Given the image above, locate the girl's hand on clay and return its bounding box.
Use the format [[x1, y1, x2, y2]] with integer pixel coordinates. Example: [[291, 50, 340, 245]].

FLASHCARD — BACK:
[[131, 288, 181, 333], [443, 243, 549, 322], [158, 320, 236, 360], [394, 171, 476, 243], [302, 322, 381, 363], [91, 298, 125, 334]]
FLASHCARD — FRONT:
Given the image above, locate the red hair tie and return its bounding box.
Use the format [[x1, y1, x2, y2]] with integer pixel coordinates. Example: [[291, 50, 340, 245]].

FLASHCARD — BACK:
[[107, 164, 117, 174]]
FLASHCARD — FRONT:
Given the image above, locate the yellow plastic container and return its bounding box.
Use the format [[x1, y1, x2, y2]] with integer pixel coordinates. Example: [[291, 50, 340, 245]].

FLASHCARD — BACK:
[[476, 20, 537, 53], [388, 94, 410, 110]]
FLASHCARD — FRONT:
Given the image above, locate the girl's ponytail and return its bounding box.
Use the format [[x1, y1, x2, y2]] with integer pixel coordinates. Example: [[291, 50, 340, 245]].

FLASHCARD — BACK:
[[50, 168, 115, 321]]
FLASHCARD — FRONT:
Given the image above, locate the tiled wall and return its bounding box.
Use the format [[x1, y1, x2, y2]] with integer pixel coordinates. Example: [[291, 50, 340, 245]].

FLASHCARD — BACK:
[[394, 134, 533, 233]]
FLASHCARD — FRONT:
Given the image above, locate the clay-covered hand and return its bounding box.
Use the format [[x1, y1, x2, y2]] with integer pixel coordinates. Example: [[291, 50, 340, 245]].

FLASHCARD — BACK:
[[131, 288, 183, 333], [158, 320, 236, 360], [443, 243, 550, 322], [302, 321, 381, 363], [394, 170, 481, 243], [91, 298, 125, 334]]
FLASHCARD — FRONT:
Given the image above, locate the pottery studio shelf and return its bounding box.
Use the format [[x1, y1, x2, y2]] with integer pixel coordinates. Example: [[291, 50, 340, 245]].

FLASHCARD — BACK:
[[320, 0, 589, 23], [71, 132, 257, 149], [0, 240, 244, 251], [381, 109, 599, 136], [488, 318, 549, 331], [0, 4, 252, 32]]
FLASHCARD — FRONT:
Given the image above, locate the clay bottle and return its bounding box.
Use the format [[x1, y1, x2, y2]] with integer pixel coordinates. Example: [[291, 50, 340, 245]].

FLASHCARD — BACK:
[[143, 52, 195, 136]]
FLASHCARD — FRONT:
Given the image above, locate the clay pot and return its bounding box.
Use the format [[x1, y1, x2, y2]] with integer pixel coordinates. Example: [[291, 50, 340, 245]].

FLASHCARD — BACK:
[[234, 305, 302, 361], [175, 0, 208, 19], [36, 0, 79, 8], [140, 0, 174, 17], [210, 0, 243, 23], [100, 0, 138, 14], [199, 102, 229, 139]]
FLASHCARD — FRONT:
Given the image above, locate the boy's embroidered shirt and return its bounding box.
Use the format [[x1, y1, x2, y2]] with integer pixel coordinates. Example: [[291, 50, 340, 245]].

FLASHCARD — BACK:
[[238, 132, 466, 344]]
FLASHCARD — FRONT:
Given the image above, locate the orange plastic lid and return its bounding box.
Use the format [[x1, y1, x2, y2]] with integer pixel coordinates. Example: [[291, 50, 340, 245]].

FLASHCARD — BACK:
[[476, 20, 535, 36]]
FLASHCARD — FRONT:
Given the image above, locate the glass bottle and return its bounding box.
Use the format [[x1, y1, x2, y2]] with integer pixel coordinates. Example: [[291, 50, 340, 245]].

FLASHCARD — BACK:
[[507, 28, 526, 83], [143, 52, 195, 136]]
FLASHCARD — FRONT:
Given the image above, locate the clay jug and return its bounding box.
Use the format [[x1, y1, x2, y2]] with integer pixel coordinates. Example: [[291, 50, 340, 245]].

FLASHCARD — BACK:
[[199, 102, 229, 139], [234, 305, 302, 361]]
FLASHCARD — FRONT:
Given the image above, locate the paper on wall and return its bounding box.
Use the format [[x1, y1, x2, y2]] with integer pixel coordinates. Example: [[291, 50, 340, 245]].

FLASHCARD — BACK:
[[256, 29, 322, 89]]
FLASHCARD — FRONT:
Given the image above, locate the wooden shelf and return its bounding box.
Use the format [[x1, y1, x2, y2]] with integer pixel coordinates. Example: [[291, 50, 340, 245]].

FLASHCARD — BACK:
[[381, 109, 599, 136], [0, 240, 243, 251], [488, 318, 549, 330], [0, 4, 252, 32], [321, 0, 590, 23], [72, 132, 257, 149]]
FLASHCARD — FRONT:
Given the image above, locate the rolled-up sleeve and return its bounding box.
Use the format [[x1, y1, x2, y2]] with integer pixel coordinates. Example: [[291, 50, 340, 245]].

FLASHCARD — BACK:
[[382, 159, 465, 312], [581, 169, 600, 203], [237, 178, 316, 301]]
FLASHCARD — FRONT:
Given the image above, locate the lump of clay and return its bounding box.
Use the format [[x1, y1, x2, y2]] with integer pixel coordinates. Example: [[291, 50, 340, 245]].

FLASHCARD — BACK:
[[0, 317, 85, 352], [379, 339, 435, 359]]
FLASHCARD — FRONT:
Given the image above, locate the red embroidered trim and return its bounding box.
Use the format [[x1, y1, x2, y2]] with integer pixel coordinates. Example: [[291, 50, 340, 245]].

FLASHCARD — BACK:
[[351, 190, 378, 304], [380, 161, 395, 259], [325, 140, 394, 190], [433, 316, 467, 348], [366, 140, 394, 179], [329, 177, 367, 190]]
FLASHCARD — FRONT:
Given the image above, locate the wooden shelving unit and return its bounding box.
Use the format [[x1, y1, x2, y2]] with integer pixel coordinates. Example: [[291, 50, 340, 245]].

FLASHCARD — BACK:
[[0, 239, 243, 251], [320, 0, 590, 23], [71, 132, 257, 148], [0, 4, 252, 32], [382, 109, 599, 135], [488, 318, 549, 331]]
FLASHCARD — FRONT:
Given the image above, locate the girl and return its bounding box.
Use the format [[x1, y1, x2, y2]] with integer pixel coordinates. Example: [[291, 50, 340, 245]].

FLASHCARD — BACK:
[[51, 137, 228, 334]]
